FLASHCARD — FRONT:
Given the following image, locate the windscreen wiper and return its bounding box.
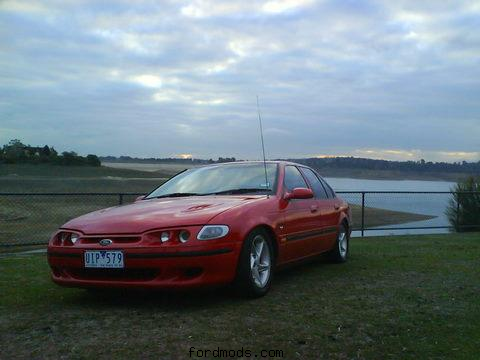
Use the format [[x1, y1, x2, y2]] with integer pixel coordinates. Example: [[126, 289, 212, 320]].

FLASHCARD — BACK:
[[206, 188, 272, 195], [151, 192, 201, 199]]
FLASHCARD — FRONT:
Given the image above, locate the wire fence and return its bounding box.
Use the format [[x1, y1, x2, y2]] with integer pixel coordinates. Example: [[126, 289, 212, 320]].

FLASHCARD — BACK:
[[0, 191, 479, 247], [337, 191, 480, 236]]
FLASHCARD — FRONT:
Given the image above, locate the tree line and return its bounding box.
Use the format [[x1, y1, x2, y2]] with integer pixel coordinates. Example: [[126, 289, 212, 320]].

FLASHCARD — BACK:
[[2, 138, 479, 174], [0, 139, 101, 167], [100, 156, 237, 164], [101, 155, 480, 174], [283, 157, 480, 175]]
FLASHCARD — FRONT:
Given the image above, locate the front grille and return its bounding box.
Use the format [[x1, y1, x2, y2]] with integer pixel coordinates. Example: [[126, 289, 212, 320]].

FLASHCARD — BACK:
[[66, 268, 159, 281], [80, 236, 141, 245]]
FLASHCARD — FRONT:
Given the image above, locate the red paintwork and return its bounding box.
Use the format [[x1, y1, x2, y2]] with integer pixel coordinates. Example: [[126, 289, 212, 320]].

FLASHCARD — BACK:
[[47, 161, 351, 290]]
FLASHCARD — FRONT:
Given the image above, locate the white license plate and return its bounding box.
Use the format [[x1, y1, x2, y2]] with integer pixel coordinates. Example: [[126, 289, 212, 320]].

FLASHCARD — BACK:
[[84, 251, 124, 268]]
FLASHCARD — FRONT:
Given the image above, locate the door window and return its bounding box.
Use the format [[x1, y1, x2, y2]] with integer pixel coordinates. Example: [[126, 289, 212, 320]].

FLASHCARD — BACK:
[[300, 168, 328, 199], [284, 166, 308, 191]]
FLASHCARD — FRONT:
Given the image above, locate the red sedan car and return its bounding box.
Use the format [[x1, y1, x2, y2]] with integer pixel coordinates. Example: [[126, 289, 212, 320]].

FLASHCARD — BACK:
[[48, 161, 351, 297]]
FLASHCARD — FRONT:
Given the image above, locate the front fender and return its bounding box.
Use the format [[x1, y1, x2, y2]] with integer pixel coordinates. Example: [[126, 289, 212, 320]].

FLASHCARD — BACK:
[[208, 198, 282, 250]]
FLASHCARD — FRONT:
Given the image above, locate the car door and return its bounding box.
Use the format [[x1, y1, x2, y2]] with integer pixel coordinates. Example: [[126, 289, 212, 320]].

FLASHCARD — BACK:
[[318, 175, 342, 249], [300, 167, 338, 252], [281, 165, 323, 262]]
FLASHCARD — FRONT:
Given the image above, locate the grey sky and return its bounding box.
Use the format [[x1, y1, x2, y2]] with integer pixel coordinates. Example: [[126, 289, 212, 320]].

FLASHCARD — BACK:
[[1, 0, 479, 161]]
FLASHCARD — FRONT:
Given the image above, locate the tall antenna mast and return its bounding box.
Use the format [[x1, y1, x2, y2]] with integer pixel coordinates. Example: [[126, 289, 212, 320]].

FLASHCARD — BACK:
[[256, 95, 269, 193]]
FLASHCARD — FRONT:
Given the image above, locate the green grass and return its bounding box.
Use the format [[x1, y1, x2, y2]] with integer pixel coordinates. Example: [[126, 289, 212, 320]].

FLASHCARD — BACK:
[[0, 164, 169, 194], [0, 164, 165, 178], [0, 233, 479, 359], [350, 204, 434, 229], [0, 163, 169, 197]]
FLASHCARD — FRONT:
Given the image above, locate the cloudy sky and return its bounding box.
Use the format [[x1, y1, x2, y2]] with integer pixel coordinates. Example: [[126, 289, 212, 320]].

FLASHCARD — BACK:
[[1, 0, 479, 162]]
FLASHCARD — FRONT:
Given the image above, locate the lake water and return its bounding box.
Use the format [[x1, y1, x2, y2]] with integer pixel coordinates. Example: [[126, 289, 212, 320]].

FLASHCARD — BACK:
[[325, 178, 456, 237]]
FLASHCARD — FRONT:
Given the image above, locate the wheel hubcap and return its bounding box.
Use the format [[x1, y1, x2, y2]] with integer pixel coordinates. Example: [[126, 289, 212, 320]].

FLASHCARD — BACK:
[[250, 235, 271, 288], [338, 230, 347, 258]]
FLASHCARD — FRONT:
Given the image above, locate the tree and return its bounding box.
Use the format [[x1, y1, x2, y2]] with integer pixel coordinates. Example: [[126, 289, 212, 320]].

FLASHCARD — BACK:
[[2, 139, 26, 163], [445, 177, 480, 232], [41, 145, 51, 157], [59, 151, 81, 165], [86, 154, 101, 167]]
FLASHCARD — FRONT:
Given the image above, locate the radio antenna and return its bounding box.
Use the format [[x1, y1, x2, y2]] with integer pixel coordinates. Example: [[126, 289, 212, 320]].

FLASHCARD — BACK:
[[256, 95, 269, 194]]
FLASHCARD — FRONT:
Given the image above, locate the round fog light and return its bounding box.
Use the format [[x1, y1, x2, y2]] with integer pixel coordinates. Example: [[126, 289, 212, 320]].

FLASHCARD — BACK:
[[160, 232, 170, 243], [179, 230, 190, 243]]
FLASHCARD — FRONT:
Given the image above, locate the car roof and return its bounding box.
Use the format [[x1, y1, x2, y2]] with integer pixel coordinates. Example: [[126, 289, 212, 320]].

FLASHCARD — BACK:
[[200, 160, 300, 166]]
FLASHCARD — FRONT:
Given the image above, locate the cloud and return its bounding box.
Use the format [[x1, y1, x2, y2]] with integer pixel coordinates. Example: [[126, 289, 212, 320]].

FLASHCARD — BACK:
[[129, 74, 163, 88], [0, 0, 479, 161], [312, 149, 480, 162], [262, 0, 315, 14]]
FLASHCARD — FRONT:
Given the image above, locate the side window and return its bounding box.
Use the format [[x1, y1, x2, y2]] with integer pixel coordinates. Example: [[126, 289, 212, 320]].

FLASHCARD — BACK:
[[300, 168, 328, 199], [284, 166, 308, 192], [319, 177, 336, 198]]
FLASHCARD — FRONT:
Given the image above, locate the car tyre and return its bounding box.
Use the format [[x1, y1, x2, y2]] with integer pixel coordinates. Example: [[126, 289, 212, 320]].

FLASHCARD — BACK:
[[329, 223, 349, 263], [235, 228, 274, 298]]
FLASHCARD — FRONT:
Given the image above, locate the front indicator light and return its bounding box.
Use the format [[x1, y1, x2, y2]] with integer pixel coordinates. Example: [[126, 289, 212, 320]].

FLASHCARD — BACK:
[[160, 232, 170, 242], [197, 225, 229, 240]]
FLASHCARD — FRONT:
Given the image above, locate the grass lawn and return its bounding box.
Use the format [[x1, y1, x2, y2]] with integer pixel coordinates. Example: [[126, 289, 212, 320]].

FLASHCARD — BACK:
[[350, 204, 434, 228], [0, 233, 479, 359], [0, 164, 167, 178], [0, 164, 169, 194]]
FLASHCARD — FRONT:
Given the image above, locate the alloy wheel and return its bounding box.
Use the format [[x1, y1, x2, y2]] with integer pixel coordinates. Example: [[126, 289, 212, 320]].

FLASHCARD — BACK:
[[250, 235, 271, 288], [338, 228, 348, 258]]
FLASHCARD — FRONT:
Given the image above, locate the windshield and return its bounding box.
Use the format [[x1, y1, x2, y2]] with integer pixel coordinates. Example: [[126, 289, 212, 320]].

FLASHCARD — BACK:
[[146, 163, 278, 198]]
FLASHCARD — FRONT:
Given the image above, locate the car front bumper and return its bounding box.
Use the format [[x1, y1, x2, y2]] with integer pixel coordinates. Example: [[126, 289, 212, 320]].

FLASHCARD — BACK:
[[47, 243, 242, 289]]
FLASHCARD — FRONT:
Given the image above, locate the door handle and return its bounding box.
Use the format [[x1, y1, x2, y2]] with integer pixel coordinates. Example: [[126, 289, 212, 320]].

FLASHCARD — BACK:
[[310, 205, 318, 213]]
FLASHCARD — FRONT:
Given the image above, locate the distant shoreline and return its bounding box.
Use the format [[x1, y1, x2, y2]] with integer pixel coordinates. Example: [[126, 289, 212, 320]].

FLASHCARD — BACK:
[[101, 161, 470, 182], [0, 162, 471, 183]]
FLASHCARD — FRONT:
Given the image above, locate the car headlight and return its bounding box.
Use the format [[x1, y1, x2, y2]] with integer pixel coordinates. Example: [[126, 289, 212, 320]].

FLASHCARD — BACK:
[[160, 231, 170, 242], [58, 231, 80, 245], [197, 225, 229, 240], [60, 232, 69, 244], [70, 233, 79, 244]]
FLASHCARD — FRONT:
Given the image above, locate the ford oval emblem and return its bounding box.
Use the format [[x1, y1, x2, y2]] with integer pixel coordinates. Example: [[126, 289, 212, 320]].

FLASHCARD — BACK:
[[99, 239, 113, 246]]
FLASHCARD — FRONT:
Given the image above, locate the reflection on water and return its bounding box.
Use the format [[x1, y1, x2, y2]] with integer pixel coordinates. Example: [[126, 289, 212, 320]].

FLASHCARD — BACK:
[[325, 178, 456, 237]]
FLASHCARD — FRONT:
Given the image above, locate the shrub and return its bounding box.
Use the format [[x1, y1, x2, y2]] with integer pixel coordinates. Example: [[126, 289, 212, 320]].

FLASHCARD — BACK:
[[446, 177, 480, 232]]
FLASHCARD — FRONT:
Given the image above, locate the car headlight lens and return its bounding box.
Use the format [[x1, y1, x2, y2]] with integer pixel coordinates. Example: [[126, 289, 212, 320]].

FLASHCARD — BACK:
[[160, 231, 170, 242], [197, 225, 229, 240], [70, 233, 79, 244], [60, 232, 69, 244], [179, 230, 190, 243], [58, 231, 80, 245]]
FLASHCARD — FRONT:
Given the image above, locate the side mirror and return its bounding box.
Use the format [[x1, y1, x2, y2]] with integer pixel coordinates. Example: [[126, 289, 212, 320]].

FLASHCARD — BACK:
[[284, 188, 314, 201], [135, 195, 145, 202]]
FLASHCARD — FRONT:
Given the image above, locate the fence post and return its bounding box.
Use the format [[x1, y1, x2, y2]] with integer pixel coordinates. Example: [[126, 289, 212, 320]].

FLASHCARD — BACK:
[[361, 192, 365, 237], [456, 192, 460, 232], [119, 194, 123, 205]]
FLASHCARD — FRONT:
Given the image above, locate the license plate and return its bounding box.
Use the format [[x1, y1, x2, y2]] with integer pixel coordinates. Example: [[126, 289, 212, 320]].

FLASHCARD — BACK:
[[84, 251, 124, 268]]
